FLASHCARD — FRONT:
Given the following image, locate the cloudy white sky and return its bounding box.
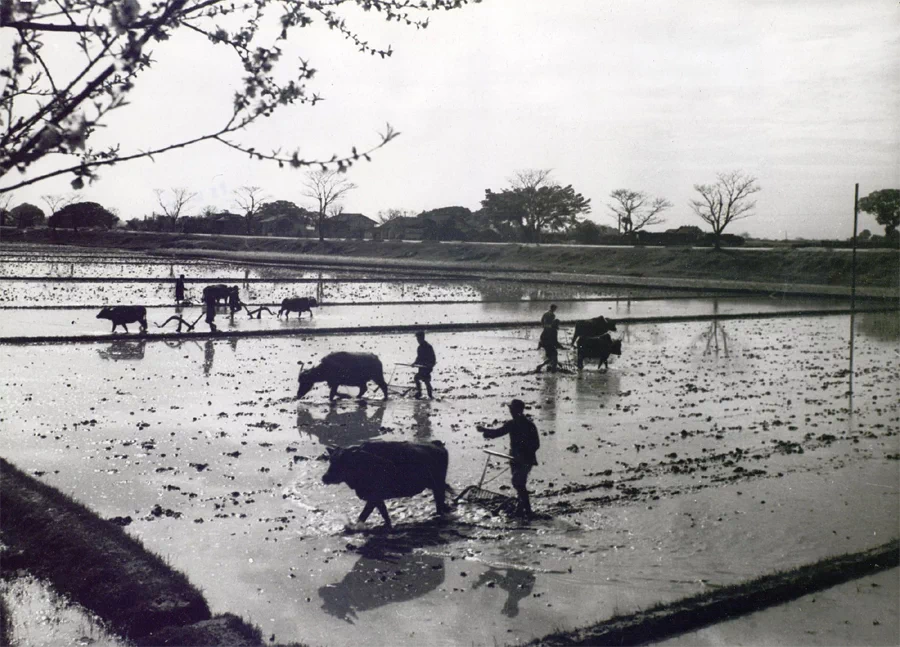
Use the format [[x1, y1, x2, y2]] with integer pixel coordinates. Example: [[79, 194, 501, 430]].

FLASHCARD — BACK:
[[5, 0, 899, 238]]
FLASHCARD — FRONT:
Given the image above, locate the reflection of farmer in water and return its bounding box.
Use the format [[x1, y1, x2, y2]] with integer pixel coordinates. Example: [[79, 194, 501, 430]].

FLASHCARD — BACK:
[[203, 339, 215, 376], [472, 566, 536, 617], [174, 274, 186, 303], [412, 400, 432, 439]]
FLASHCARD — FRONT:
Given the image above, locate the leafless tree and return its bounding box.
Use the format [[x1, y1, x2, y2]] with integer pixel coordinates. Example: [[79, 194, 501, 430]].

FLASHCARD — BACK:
[[302, 169, 357, 241], [377, 208, 413, 224], [608, 189, 672, 234], [154, 187, 197, 231], [689, 171, 761, 249], [233, 186, 268, 235], [40, 193, 75, 217], [0, 192, 12, 224], [0, 1, 472, 194], [510, 169, 553, 192]]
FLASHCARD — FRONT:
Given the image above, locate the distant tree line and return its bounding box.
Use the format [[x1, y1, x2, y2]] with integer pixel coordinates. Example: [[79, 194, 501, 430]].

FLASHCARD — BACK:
[[2, 170, 897, 248]]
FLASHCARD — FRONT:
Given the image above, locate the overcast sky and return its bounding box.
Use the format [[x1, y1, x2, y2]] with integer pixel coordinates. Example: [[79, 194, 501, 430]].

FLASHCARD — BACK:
[[7, 0, 899, 239]]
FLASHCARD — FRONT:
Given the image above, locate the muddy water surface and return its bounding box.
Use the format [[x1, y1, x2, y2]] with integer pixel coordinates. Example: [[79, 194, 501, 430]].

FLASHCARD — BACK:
[[1, 315, 897, 645], [0, 296, 857, 339]]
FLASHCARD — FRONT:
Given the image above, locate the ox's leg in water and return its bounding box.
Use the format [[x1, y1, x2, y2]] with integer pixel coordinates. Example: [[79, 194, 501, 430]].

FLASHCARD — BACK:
[[358, 501, 375, 522], [329, 383, 351, 400], [375, 502, 392, 528], [376, 378, 389, 400], [432, 486, 449, 515], [357, 383, 368, 399]]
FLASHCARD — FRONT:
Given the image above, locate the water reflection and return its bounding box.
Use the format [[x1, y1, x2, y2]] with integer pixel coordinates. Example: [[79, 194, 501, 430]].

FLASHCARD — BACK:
[[856, 311, 900, 342], [575, 366, 621, 404], [96, 339, 146, 361], [319, 531, 447, 623], [697, 320, 730, 358], [472, 566, 536, 618], [412, 400, 433, 439], [296, 401, 387, 447], [203, 339, 215, 376]]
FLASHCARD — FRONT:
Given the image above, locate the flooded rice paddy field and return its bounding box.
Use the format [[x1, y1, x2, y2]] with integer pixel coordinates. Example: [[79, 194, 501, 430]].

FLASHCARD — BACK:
[[0, 276, 711, 308], [1, 314, 897, 646], [0, 297, 856, 339]]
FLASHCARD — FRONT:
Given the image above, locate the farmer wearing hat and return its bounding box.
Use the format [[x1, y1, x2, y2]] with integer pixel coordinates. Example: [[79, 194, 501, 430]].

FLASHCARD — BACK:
[[477, 399, 540, 517], [412, 330, 436, 399]]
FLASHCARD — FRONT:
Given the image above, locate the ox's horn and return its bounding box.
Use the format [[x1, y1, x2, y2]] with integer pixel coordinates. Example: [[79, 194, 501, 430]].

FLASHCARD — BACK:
[[297, 361, 305, 373]]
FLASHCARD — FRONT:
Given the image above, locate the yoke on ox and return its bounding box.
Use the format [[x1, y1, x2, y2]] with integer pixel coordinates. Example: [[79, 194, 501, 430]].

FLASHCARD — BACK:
[[571, 316, 616, 346], [297, 352, 389, 401], [322, 440, 451, 529]]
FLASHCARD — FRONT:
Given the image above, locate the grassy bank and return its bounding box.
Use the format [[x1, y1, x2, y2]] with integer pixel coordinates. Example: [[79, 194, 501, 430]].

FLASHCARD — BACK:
[[528, 540, 900, 646], [3, 228, 898, 290], [0, 457, 211, 638]]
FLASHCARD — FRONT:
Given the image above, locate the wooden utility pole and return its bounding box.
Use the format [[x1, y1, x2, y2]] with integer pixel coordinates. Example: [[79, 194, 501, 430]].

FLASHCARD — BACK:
[[848, 183, 859, 398]]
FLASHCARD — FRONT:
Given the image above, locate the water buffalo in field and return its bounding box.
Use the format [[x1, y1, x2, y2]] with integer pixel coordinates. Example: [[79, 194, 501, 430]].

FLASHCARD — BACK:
[[202, 284, 235, 305], [297, 352, 389, 401], [322, 440, 451, 529], [279, 297, 318, 318], [96, 306, 147, 333], [571, 316, 617, 346], [577, 333, 622, 370]]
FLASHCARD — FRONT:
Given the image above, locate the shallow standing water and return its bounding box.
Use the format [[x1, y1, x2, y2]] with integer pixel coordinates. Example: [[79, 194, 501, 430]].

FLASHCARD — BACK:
[[1, 310, 897, 645]]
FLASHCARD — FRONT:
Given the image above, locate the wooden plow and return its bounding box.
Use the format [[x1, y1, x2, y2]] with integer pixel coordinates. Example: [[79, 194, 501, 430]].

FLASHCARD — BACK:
[[454, 450, 518, 513], [386, 362, 419, 397]]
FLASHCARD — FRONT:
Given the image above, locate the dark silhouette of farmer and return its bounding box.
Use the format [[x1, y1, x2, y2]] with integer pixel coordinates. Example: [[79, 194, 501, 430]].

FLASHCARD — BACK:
[[412, 330, 436, 399], [477, 399, 540, 518], [540, 303, 558, 329], [174, 274, 186, 303], [536, 319, 566, 373], [227, 286, 243, 317], [203, 289, 218, 333]]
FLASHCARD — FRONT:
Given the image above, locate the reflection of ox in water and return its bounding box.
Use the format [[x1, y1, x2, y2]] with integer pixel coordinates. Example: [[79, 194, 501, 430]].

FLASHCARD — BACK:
[[571, 315, 616, 346], [322, 440, 451, 529], [96, 339, 146, 360], [319, 531, 448, 623], [576, 333, 622, 370], [296, 352, 389, 401], [96, 306, 147, 334], [278, 296, 318, 319], [296, 401, 386, 447]]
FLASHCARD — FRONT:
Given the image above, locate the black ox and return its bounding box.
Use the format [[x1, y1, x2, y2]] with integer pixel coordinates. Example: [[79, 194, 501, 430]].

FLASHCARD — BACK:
[[322, 440, 451, 529], [279, 297, 318, 318], [571, 316, 616, 346], [96, 306, 147, 333], [577, 333, 623, 370], [202, 284, 237, 305], [297, 351, 389, 401]]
